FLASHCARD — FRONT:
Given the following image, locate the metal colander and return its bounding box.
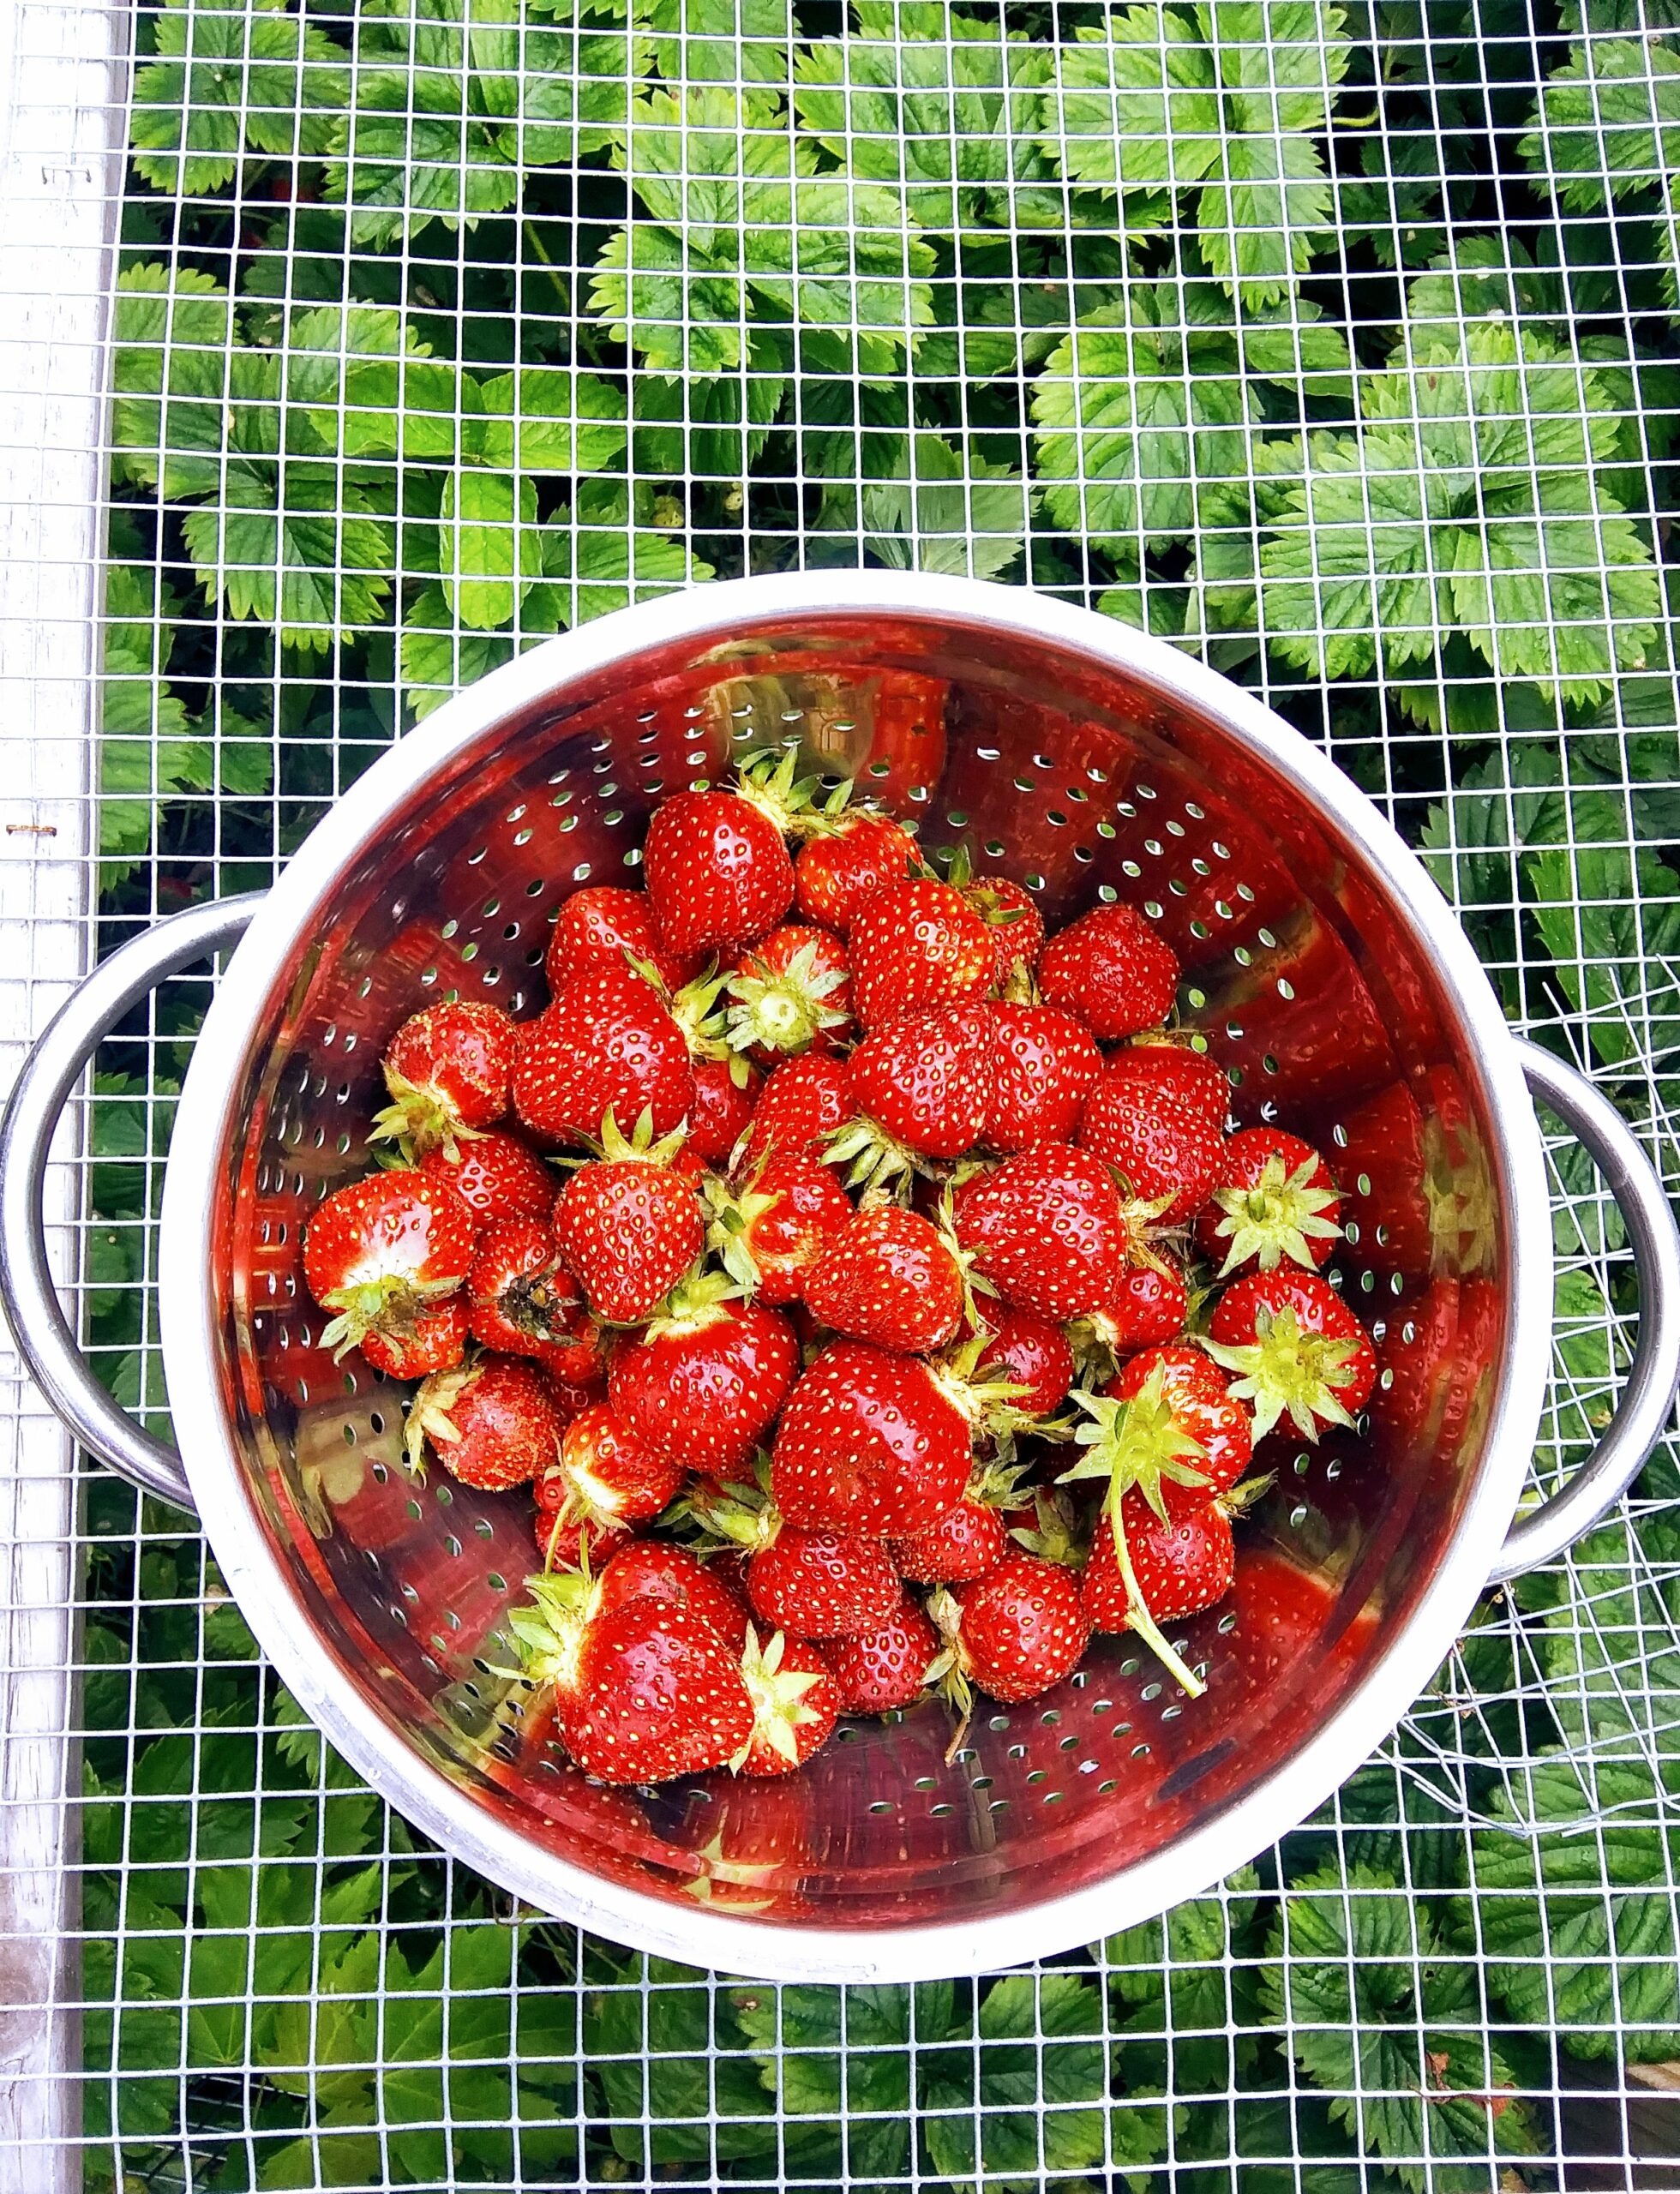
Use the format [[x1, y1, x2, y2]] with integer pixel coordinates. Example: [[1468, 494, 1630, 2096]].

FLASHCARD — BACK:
[[3, 570, 1677, 1981]]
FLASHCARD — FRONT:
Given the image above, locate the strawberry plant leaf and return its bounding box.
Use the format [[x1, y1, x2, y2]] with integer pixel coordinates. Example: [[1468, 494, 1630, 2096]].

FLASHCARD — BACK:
[[730, 1979, 949, 2179], [1524, 825, 1680, 1070], [1465, 1756, 1680, 2060], [643, 0, 795, 85], [441, 468, 542, 629], [324, 68, 521, 247], [585, 1957, 781, 2165], [129, 0, 351, 195], [630, 344, 787, 477], [183, 467, 396, 650], [1539, 1511, 1680, 1761], [794, 0, 1057, 235], [1264, 1863, 1537, 2190], [1520, 39, 1680, 213], [110, 261, 247, 496], [856, 431, 1029, 578], [1044, 0, 1351, 302]]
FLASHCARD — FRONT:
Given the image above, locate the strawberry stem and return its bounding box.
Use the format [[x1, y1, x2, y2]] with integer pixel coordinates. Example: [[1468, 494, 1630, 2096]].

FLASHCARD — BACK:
[[1110, 1496, 1206, 1699]]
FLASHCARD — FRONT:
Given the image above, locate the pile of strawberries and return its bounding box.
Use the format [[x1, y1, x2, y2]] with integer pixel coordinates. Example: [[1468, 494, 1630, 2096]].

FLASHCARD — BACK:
[[299, 751, 1377, 1788]]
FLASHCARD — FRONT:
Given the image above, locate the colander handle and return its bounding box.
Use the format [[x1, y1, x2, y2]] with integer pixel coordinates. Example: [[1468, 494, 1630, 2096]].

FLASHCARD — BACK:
[[1486, 1040, 1680, 1584], [0, 894, 263, 1516]]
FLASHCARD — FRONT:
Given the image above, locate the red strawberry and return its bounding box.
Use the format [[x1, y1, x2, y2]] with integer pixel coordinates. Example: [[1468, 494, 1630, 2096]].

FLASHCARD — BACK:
[[1083, 1494, 1233, 1630], [551, 1115, 702, 1324], [685, 1056, 760, 1173], [467, 1218, 601, 1383], [546, 883, 700, 996], [419, 1130, 555, 1226], [404, 1352, 565, 1490], [303, 1169, 477, 1359], [704, 1156, 853, 1305], [747, 1524, 901, 1639], [825, 1592, 939, 1712], [835, 1004, 993, 1190], [952, 1144, 1128, 1319], [1119, 1039, 1230, 1130], [607, 1274, 800, 1476], [1070, 1260, 1189, 1381], [735, 1628, 842, 1774], [930, 1551, 1089, 1706], [725, 925, 853, 1058], [531, 1503, 629, 1571], [644, 782, 796, 961], [359, 1294, 470, 1380], [1078, 1052, 1225, 1223], [1038, 903, 1180, 1040], [1064, 1344, 1254, 1518], [890, 1494, 1010, 1585], [848, 879, 994, 1032], [1205, 1269, 1377, 1442], [795, 809, 919, 934], [549, 1399, 686, 1529], [1367, 1274, 1459, 1454], [512, 966, 695, 1149], [741, 1052, 854, 1168], [557, 1602, 755, 1783], [981, 1002, 1101, 1152], [802, 1204, 966, 1354], [771, 1340, 971, 1538], [1197, 1125, 1341, 1278], [371, 999, 521, 1157], [965, 874, 1045, 990], [594, 1538, 751, 1649], [974, 1307, 1075, 1417]]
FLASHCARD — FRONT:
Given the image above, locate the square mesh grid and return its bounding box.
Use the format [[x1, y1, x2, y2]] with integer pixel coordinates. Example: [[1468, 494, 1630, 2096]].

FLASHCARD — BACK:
[[1, 0, 1678, 2183]]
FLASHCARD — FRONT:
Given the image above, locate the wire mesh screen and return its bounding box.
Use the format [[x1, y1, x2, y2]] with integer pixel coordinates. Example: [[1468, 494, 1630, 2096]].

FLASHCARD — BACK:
[[1, 0, 1678, 2182]]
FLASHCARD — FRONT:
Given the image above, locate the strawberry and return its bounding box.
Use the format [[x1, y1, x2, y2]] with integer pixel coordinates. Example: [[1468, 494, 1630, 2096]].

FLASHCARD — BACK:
[[546, 883, 700, 996], [1064, 1345, 1254, 1520], [747, 1524, 901, 1639], [735, 1628, 842, 1774], [1078, 1051, 1224, 1223], [303, 1169, 477, 1359], [404, 1352, 565, 1490], [964, 874, 1045, 990], [824, 1592, 939, 1712], [795, 809, 919, 933], [1366, 1274, 1459, 1454], [643, 771, 797, 962], [833, 1004, 993, 1191], [974, 1307, 1075, 1417], [1204, 1269, 1377, 1442], [929, 1551, 1089, 1706], [741, 1052, 854, 1168], [1069, 1260, 1189, 1382], [549, 1399, 686, 1529], [1120, 1039, 1230, 1130], [952, 1144, 1128, 1320], [771, 1340, 971, 1538], [725, 925, 853, 1058], [370, 998, 521, 1158], [358, 1294, 470, 1380], [982, 1003, 1101, 1152], [607, 1274, 799, 1476], [1038, 903, 1180, 1040], [683, 1056, 761, 1173], [1197, 1125, 1341, 1278], [890, 1490, 1010, 1585], [848, 878, 994, 1032], [802, 1203, 967, 1354], [594, 1538, 751, 1649], [551, 1113, 702, 1324], [557, 1601, 755, 1783], [1083, 1493, 1233, 1631], [531, 1501, 628, 1571], [512, 966, 695, 1149], [418, 1130, 555, 1226], [467, 1218, 601, 1384], [704, 1157, 854, 1305]]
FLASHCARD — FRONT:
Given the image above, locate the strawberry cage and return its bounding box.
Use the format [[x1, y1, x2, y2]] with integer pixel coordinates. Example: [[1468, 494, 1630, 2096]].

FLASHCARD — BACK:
[[1, 0, 1678, 2185]]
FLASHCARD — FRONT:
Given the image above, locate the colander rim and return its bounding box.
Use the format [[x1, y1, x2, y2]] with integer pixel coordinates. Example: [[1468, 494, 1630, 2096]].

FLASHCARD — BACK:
[[158, 570, 1553, 1983]]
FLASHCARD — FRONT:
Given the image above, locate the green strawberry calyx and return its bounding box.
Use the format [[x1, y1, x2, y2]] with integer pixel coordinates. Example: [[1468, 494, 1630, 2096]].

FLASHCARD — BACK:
[[669, 1454, 780, 1555], [729, 1625, 830, 1771], [1203, 1304, 1362, 1442], [1058, 1364, 1210, 1522], [734, 744, 841, 842], [724, 938, 850, 1056], [504, 1559, 604, 1695], [368, 1065, 485, 1164], [701, 1173, 781, 1298], [639, 1264, 742, 1342], [823, 1112, 924, 1202], [402, 1356, 481, 1477], [320, 1269, 458, 1364], [1209, 1154, 1341, 1276]]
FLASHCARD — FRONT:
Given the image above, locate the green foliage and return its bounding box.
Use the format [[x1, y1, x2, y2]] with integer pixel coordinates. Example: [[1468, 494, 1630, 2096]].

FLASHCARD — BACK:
[[1520, 39, 1680, 212], [1045, 0, 1351, 301], [130, 0, 350, 195]]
